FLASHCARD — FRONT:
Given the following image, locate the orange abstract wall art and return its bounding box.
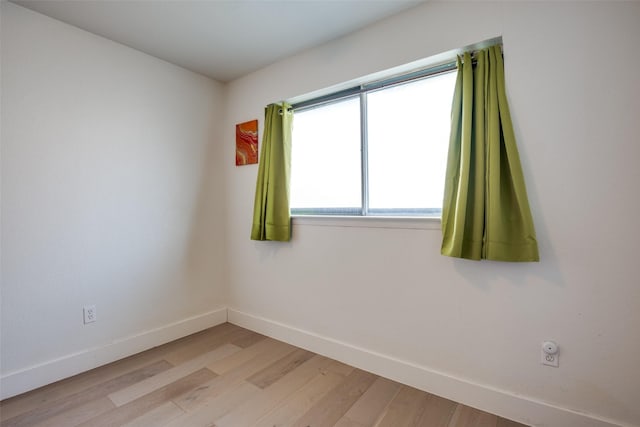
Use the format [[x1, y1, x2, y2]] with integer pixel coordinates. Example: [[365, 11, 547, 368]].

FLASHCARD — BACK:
[[236, 119, 258, 166]]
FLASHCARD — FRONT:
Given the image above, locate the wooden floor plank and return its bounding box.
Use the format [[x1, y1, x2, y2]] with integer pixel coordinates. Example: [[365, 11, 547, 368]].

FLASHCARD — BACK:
[[335, 377, 401, 427], [375, 385, 430, 427], [162, 323, 246, 365], [163, 381, 261, 427], [252, 367, 346, 427], [322, 360, 355, 377], [229, 329, 268, 348], [496, 417, 528, 427], [207, 338, 296, 375], [334, 418, 366, 427], [215, 355, 336, 427], [31, 397, 115, 427], [173, 339, 296, 412], [76, 368, 216, 427], [120, 401, 185, 427], [415, 394, 458, 427], [291, 368, 377, 427], [448, 405, 498, 427], [2, 360, 171, 427], [108, 343, 240, 406], [246, 347, 316, 389]]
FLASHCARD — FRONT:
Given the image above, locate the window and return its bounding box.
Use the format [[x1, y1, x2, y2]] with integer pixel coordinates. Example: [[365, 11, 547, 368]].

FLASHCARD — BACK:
[[290, 66, 457, 217]]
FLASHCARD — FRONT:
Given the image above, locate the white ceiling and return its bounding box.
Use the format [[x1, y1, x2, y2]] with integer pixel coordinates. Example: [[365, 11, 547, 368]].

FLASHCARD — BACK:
[[11, 0, 424, 82]]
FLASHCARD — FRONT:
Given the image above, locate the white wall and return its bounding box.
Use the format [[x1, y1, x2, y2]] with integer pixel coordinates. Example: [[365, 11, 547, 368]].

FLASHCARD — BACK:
[[224, 2, 640, 426], [1, 2, 227, 397]]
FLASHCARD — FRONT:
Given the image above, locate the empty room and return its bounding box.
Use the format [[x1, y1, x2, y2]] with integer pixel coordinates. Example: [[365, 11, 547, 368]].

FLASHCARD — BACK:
[[1, 1, 639, 426]]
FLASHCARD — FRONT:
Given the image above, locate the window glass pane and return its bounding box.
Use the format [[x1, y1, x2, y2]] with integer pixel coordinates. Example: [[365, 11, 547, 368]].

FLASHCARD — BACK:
[[367, 71, 456, 214], [291, 97, 361, 212]]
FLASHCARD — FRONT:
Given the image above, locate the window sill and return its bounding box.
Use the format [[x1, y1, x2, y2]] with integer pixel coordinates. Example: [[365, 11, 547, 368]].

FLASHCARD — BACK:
[[291, 215, 441, 230]]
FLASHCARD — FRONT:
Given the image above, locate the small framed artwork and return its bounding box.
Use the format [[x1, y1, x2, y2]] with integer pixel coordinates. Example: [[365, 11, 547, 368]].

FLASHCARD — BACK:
[[236, 119, 258, 166]]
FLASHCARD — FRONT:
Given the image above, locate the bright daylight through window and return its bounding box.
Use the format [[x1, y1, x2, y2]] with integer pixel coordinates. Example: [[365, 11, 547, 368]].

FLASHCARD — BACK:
[[290, 69, 457, 217]]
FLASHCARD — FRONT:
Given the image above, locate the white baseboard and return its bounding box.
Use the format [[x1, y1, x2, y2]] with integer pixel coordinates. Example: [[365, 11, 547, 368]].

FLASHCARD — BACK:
[[0, 307, 228, 400], [227, 308, 625, 427]]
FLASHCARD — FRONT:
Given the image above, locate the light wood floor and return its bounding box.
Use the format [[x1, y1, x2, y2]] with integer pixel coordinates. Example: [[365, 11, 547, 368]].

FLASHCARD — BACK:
[[0, 323, 528, 427]]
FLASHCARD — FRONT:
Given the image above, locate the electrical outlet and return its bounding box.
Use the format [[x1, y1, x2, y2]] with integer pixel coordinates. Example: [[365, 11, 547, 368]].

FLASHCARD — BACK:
[[541, 340, 559, 367], [83, 305, 96, 324], [541, 351, 559, 367]]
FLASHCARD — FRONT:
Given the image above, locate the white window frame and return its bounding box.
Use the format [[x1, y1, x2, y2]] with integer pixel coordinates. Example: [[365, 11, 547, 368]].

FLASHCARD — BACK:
[[290, 61, 457, 220]]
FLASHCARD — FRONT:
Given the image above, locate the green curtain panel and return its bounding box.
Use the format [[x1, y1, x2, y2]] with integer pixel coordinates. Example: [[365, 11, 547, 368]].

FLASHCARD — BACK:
[[441, 46, 539, 262], [251, 103, 293, 241]]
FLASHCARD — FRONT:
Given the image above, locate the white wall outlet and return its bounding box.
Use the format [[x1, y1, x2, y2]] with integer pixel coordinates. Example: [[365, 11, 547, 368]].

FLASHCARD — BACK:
[[541, 340, 559, 367], [83, 305, 96, 324]]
